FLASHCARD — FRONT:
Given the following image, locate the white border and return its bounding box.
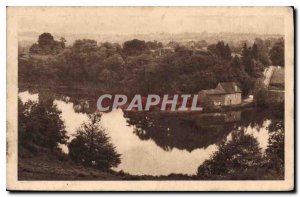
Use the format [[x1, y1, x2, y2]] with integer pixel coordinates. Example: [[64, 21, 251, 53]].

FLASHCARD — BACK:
[[1, 0, 298, 195]]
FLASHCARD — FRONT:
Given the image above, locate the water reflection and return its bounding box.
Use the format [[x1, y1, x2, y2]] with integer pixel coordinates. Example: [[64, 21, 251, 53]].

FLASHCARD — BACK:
[[124, 110, 270, 152], [124, 112, 238, 151], [18, 88, 282, 176]]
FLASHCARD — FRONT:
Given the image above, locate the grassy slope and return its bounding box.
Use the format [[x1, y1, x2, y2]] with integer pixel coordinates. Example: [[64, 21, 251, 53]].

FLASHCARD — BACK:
[[18, 147, 196, 180], [18, 147, 133, 180], [18, 147, 282, 180]]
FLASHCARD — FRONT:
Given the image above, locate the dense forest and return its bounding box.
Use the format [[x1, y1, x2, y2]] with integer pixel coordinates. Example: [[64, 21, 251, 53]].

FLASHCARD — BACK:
[[19, 33, 284, 96]]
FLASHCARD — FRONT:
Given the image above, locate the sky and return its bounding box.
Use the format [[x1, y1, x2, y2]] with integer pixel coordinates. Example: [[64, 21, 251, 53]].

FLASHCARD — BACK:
[[14, 7, 285, 35]]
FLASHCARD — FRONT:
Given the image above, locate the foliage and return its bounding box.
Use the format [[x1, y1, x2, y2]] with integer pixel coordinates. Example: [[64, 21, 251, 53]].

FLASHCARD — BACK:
[[20, 33, 284, 97], [68, 113, 121, 170], [265, 121, 284, 176], [201, 94, 214, 111], [269, 38, 284, 66], [197, 107, 284, 179], [18, 97, 68, 151], [197, 130, 263, 179], [265, 107, 284, 178], [242, 43, 266, 78], [123, 39, 147, 56], [146, 40, 163, 50], [253, 80, 268, 107], [207, 41, 232, 60], [30, 32, 65, 55]]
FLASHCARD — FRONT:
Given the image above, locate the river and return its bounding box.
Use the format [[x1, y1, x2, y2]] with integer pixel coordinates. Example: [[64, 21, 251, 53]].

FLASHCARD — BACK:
[[18, 87, 281, 176]]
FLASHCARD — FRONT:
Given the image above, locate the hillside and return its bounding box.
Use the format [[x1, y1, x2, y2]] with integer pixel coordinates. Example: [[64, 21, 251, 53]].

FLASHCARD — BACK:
[[18, 147, 130, 180]]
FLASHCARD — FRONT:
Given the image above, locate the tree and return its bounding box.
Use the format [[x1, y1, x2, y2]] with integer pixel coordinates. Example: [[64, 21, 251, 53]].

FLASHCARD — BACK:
[[197, 130, 263, 179], [253, 80, 268, 107], [38, 32, 55, 48], [60, 37, 66, 48], [104, 54, 125, 73], [254, 38, 271, 66], [201, 94, 214, 111], [29, 43, 41, 54], [18, 97, 68, 151], [265, 119, 284, 177], [251, 43, 259, 60], [146, 40, 163, 50], [68, 113, 121, 170], [98, 68, 119, 89], [241, 43, 252, 70], [230, 56, 254, 96], [29, 33, 64, 55], [123, 39, 147, 56], [269, 38, 284, 66], [72, 39, 98, 53], [207, 41, 232, 60]]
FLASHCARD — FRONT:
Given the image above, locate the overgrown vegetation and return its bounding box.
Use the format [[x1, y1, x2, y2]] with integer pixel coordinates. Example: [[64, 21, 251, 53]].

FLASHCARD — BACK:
[[19, 33, 284, 96], [197, 107, 284, 180], [18, 98, 121, 175]]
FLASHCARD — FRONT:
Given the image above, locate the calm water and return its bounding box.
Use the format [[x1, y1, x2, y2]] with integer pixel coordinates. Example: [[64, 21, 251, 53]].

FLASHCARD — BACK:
[[18, 88, 275, 176]]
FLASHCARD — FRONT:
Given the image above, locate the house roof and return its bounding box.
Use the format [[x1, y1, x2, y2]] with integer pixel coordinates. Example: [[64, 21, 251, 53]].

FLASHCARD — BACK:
[[200, 89, 226, 95], [270, 68, 284, 85], [200, 82, 242, 95], [218, 82, 242, 93]]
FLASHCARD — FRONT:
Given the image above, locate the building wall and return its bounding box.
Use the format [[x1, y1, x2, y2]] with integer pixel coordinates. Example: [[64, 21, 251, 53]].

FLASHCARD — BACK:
[[207, 94, 225, 106], [224, 93, 242, 105], [205, 93, 241, 106]]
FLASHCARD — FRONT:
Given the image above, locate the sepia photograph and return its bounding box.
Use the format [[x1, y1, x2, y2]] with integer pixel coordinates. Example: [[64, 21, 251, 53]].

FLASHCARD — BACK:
[[6, 6, 294, 191]]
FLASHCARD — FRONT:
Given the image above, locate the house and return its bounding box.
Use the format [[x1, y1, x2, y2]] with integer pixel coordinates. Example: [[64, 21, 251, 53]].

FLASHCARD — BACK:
[[158, 47, 175, 56], [199, 82, 242, 106], [269, 67, 284, 90], [267, 67, 284, 102]]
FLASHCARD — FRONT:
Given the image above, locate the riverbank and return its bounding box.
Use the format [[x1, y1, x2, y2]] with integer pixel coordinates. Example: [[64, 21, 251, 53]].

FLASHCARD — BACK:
[[19, 147, 281, 180]]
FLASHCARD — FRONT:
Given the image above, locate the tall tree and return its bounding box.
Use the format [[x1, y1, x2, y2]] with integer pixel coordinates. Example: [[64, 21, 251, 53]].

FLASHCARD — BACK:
[[269, 38, 284, 66], [38, 32, 55, 48], [68, 113, 121, 170], [251, 43, 259, 60]]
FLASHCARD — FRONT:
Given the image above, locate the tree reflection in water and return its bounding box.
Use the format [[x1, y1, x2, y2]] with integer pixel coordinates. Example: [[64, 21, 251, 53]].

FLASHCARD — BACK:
[[125, 106, 284, 179], [124, 109, 276, 152], [124, 112, 238, 152], [20, 86, 285, 179], [197, 106, 284, 180]]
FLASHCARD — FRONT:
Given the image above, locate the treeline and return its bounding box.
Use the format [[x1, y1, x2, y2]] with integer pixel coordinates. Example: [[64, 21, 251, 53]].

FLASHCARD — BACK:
[[19, 33, 284, 96], [18, 97, 121, 171]]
